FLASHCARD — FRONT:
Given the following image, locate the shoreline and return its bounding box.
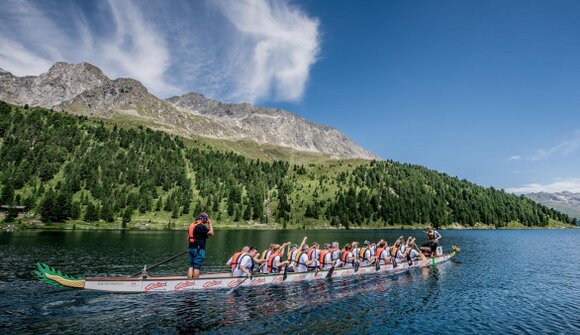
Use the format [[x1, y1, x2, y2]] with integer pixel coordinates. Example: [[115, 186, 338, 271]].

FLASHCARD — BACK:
[[2, 224, 578, 232]]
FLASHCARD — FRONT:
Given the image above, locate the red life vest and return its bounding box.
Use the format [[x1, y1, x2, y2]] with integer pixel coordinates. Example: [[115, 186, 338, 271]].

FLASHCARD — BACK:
[[342, 250, 352, 264], [307, 248, 316, 260], [376, 247, 385, 261], [188, 222, 202, 244], [267, 254, 280, 273]]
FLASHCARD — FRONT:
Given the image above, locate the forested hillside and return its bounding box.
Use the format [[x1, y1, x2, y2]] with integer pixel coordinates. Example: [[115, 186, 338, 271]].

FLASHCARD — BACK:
[[0, 101, 575, 229]]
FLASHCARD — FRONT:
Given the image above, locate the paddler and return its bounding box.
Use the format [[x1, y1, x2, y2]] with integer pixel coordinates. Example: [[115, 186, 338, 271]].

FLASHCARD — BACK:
[[375, 240, 390, 264], [319, 243, 334, 270], [307, 242, 321, 270], [258, 244, 274, 272], [264, 243, 290, 274], [294, 244, 316, 273], [287, 243, 300, 272], [341, 243, 356, 269], [390, 238, 403, 267], [331, 242, 341, 267], [423, 226, 442, 256], [352, 241, 360, 260], [358, 240, 374, 266], [227, 246, 258, 277], [187, 212, 214, 279], [407, 239, 421, 261]]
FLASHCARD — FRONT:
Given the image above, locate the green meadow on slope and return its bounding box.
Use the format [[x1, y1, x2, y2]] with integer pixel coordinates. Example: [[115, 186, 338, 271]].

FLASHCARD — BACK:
[[0, 101, 575, 230]]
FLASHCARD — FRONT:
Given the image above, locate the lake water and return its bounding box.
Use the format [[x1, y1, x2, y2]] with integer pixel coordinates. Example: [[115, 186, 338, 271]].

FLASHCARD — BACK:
[[0, 229, 578, 334]]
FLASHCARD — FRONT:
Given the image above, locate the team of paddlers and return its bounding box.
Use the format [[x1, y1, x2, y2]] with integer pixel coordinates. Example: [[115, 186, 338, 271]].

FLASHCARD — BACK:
[[187, 212, 442, 279], [225, 228, 442, 277]]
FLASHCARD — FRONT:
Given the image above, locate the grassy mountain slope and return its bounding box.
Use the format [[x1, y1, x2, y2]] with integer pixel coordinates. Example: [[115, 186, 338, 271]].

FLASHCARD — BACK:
[[0, 101, 575, 230]]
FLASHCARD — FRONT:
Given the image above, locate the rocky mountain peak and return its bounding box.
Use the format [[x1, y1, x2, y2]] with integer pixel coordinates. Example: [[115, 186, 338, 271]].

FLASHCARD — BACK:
[[0, 61, 380, 160]]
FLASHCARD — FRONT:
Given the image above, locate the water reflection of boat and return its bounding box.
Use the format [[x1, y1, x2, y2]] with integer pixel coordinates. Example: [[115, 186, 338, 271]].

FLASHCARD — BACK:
[[36, 248, 458, 293]]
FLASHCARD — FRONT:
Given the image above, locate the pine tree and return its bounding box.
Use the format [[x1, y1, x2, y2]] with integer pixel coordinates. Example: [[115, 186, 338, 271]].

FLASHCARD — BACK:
[[84, 202, 99, 222], [122, 207, 132, 228]]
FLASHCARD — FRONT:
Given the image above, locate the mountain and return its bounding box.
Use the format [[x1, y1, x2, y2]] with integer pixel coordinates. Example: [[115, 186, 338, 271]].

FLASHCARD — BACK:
[[0, 62, 378, 160], [525, 192, 580, 220], [166, 92, 378, 160], [0, 102, 574, 229]]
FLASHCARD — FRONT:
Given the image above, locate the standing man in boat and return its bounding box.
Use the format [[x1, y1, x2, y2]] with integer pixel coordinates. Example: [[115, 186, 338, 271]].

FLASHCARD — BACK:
[[187, 212, 214, 279], [423, 226, 442, 256]]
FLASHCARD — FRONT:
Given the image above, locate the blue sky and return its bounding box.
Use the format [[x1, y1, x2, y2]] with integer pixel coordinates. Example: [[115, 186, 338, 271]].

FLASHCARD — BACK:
[[1, 0, 579, 193]]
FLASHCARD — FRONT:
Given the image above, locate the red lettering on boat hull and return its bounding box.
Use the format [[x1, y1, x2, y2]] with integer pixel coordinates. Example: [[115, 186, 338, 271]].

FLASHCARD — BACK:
[[174, 281, 196, 291], [144, 282, 167, 292], [202, 280, 222, 288]]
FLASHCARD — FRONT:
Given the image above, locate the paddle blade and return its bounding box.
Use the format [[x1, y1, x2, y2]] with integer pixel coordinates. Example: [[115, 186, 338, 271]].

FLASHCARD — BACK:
[[354, 262, 359, 273], [375, 260, 380, 271], [282, 266, 288, 281], [325, 266, 335, 279]]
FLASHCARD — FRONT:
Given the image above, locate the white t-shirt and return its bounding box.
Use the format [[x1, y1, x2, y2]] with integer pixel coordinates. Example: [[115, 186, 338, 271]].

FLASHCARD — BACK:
[[331, 249, 341, 263], [342, 252, 354, 268], [288, 250, 299, 268], [321, 252, 334, 270], [409, 249, 420, 260], [295, 253, 309, 273], [377, 249, 389, 264], [308, 249, 320, 268], [232, 254, 254, 277], [360, 248, 372, 266], [352, 247, 360, 259]]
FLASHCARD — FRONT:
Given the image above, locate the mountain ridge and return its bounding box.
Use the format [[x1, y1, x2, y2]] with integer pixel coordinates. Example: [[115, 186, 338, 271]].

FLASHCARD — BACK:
[[0, 62, 379, 160], [524, 191, 580, 220]]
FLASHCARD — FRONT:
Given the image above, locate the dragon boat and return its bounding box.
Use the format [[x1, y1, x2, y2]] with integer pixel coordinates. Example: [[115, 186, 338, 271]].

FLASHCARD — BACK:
[[36, 246, 459, 293]]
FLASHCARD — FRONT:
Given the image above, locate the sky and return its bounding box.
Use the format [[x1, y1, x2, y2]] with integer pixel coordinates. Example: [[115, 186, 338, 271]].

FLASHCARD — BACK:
[[0, 0, 579, 193]]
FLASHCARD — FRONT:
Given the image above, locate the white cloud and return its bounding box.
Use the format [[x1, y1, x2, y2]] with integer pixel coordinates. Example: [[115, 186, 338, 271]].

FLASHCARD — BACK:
[[506, 178, 580, 194], [0, 0, 181, 96], [212, 0, 320, 102], [509, 129, 580, 161], [0, 0, 320, 102], [0, 38, 53, 75]]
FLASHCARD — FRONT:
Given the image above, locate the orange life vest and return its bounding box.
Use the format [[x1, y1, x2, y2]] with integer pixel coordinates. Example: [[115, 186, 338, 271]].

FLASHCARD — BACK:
[[188, 221, 202, 244], [230, 252, 243, 270], [342, 250, 353, 264], [319, 249, 332, 268], [267, 254, 280, 273]]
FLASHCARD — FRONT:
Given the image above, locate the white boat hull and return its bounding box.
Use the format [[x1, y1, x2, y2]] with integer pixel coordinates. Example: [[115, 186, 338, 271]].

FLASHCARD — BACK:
[[82, 253, 455, 293]]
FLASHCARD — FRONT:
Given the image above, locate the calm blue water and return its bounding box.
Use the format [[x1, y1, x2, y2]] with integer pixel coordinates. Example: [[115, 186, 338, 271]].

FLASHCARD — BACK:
[[0, 229, 578, 334]]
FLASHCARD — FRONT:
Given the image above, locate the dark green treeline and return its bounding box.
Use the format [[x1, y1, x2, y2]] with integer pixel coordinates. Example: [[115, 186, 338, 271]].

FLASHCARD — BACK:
[[0, 101, 574, 228]]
